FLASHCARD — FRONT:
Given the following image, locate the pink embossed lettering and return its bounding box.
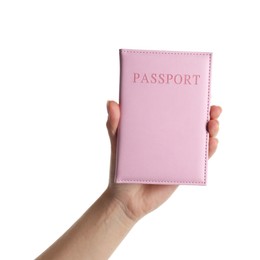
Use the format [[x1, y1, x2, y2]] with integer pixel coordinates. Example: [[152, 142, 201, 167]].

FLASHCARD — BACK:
[[141, 74, 149, 83], [133, 73, 140, 83], [174, 74, 182, 85], [158, 74, 165, 84], [184, 75, 191, 85], [166, 74, 173, 84], [193, 75, 200, 85]]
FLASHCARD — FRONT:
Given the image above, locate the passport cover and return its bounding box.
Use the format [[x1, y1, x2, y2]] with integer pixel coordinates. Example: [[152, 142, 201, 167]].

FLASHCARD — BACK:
[[115, 49, 212, 185]]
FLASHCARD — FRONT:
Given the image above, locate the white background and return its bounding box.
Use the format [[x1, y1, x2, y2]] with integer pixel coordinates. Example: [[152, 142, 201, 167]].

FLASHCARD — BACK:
[[0, 0, 259, 259]]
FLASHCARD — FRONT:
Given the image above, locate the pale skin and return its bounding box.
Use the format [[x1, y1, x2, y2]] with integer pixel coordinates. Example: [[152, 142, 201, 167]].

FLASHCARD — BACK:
[[37, 101, 222, 260]]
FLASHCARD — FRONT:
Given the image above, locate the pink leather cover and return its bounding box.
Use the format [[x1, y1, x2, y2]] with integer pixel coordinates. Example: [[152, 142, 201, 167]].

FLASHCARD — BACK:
[[115, 49, 212, 185]]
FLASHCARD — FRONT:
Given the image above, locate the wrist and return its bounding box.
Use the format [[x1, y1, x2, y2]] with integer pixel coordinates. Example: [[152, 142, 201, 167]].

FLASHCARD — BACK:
[[104, 187, 140, 225]]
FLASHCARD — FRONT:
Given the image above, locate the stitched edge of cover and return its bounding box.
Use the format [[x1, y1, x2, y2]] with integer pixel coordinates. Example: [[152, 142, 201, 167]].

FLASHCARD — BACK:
[[120, 49, 211, 56]]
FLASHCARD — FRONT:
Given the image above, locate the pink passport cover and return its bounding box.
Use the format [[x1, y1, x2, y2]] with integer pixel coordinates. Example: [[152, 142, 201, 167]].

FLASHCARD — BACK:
[[115, 49, 212, 185]]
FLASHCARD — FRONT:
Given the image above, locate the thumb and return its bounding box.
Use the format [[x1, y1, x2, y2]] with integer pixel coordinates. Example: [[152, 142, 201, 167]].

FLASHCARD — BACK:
[[106, 100, 120, 142]]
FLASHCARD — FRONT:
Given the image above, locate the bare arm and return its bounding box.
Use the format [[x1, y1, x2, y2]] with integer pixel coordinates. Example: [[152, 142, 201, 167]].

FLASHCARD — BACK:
[[37, 189, 134, 260]]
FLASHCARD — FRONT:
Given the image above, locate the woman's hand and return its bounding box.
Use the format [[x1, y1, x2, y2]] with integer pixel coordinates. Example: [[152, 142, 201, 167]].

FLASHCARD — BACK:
[[37, 101, 222, 260], [106, 101, 222, 222]]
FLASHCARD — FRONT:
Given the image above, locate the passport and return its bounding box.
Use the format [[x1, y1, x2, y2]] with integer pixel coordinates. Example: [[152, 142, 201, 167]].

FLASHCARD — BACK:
[[114, 49, 212, 185]]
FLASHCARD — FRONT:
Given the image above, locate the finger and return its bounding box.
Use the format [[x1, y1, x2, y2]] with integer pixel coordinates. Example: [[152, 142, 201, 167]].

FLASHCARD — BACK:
[[207, 119, 219, 137], [208, 137, 218, 159], [106, 100, 120, 137], [210, 106, 222, 120]]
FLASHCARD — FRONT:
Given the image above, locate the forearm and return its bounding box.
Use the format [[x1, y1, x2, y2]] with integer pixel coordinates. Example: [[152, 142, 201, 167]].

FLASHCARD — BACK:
[[37, 189, 136, 260]]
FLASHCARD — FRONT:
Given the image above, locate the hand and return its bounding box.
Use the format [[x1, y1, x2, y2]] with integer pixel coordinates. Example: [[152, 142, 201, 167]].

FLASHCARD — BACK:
[[36, 101, 222, 260], [106, 101, 222, 222]]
